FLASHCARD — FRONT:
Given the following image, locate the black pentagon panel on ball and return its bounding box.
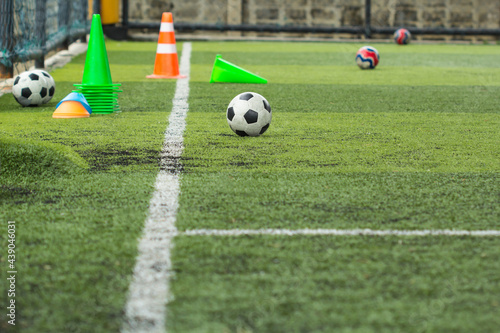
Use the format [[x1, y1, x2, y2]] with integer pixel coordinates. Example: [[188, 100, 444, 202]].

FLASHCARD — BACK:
[[244, 109, 258, 124], [263, 99, 271, 113], [14, 76, 20, 85], [227, 107, 235, 121], [259, 123, 270, 135], [29, 73, 39, 80], [42, 72, 50, 78], [49, 86, 55, 97], [235, 130, 249, 137], [21, 87, 32, 98], [239, 93, 253, 101], [40, 87, 47, 98]]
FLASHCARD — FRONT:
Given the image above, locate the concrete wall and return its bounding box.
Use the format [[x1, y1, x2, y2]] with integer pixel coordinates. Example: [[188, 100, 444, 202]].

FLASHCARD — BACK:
[[128, 0, 500, 39]]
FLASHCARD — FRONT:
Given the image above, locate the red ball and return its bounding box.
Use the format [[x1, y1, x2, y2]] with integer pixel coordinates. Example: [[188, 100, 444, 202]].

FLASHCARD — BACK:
[[394, 28, 411, 45]]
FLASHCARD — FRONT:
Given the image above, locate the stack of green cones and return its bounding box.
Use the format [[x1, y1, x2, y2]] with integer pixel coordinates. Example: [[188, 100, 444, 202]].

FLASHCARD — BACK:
[[73, 14, 122, 114]]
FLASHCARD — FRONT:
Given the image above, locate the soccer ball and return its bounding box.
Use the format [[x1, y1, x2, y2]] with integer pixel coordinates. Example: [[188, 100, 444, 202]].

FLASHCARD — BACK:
[[394, 28, 411, 45], [355, 46, 380, 69], [12, 71, 49, 107], [226, 92, 272, 137], [32, 69, 56, 103]]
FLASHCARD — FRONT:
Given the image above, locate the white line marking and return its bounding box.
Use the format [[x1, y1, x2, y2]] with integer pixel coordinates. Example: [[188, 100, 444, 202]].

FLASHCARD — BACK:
[[181, 228, 500, 237], [122, 42, 191, 333]]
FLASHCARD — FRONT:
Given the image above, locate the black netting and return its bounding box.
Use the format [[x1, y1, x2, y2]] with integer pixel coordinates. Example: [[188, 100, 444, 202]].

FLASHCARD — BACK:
[[0, 0, 89, 72]]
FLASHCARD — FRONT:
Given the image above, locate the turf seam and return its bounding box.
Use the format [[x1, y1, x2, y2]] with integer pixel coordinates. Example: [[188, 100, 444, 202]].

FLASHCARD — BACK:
[[122, 42, 191, 333]]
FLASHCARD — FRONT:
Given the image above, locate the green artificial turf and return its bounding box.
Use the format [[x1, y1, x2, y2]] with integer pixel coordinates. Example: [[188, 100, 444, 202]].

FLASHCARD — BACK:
[[191, 63, 500, 86], [1, 172, 156, 332], [192, 50, 500, 68], [176, 172, 498, 231], [192, 41, 500, 55], [182, 112, 498, 172], [189, 42, 500, 85], [1, 40, 499, 333], [171, 41, 500, 333], [0, 41, 178, 332], [0, 138, 88, 179], [169, 236, 500, 333]]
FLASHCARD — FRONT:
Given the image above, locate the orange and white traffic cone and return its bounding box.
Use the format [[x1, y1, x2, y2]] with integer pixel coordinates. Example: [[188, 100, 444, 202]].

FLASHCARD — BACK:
[[147, 12, 186, 79]]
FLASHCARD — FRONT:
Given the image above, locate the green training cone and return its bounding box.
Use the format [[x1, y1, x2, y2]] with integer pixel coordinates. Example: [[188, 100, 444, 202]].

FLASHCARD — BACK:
[[81, 14, 113, 85], [209, 55, 267, 84]]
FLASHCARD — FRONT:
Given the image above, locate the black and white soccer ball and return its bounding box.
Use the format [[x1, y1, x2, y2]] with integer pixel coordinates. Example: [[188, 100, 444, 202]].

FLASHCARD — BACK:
[[12, 71, 49, 107], [226, 92, 272, 137], [32, 69, 56, 104]]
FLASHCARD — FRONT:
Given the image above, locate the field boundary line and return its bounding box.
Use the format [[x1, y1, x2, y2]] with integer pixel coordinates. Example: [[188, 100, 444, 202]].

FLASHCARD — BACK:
[[122, 42, 191, 333], [181, 228, 500, 237]]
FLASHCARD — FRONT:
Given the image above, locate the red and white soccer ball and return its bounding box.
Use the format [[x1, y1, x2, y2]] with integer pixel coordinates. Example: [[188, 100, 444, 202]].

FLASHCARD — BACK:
[[355, 46, 380, 70], [394, 28, 411, 45], [226, 92, 272, 137], [12, 70, 56, 107]]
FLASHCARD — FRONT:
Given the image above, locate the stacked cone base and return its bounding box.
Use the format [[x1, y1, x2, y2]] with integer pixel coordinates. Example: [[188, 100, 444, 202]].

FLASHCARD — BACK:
[[74, 15, 122, 114], [73, 83, 122, 114]]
